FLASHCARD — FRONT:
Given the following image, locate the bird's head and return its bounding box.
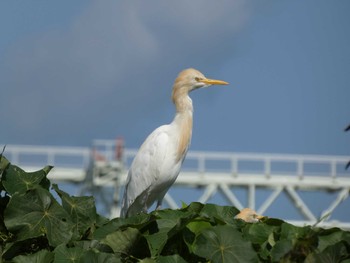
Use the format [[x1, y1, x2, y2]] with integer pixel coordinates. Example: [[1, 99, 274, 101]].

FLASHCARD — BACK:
[[172, 68, 228, 103], [235, 208, 265, 223], [175, 68, 229, 91]]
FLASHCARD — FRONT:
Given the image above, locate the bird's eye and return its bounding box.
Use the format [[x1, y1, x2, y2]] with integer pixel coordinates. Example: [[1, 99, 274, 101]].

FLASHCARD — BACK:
[[195, 77, 201, 82]]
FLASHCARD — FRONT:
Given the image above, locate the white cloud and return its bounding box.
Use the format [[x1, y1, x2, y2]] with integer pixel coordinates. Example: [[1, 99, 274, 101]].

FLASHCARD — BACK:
[[1, 0, 252, 144]]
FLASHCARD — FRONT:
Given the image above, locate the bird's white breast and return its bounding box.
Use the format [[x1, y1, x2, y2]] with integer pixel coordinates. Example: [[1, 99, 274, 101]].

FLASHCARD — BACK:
[[125, 123, 185, 203]]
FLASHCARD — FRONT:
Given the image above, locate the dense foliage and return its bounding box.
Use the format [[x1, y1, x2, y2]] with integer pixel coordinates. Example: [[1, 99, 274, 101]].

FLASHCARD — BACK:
[[1, 152, 350, 262]]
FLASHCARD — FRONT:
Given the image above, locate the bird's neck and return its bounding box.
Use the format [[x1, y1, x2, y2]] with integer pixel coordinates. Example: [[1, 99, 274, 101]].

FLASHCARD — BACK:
[[172, 94, 193, 162]]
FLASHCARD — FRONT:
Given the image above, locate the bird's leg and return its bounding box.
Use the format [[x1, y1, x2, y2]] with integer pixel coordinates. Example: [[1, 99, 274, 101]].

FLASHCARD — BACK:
[[156, 200, 162, 210], [143, 202, 148, 214]]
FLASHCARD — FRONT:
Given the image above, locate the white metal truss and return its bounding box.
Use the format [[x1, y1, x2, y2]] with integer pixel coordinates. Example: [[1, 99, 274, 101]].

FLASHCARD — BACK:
[[3, 142, 350, 229]]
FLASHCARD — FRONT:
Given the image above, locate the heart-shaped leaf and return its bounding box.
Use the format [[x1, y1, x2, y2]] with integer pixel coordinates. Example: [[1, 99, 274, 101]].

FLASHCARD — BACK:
[[2, 164, 52, 195], [54, 244, 84, 263], [52, 184, 98, 239], [4, 187, 73, 246], [101, 227, 142, 255], [157, 254, 188, 263], [12, 249, 53, 263], [199, 203, 240, 225], [193, 225, 258, 263], [79, 249, 122, 263]]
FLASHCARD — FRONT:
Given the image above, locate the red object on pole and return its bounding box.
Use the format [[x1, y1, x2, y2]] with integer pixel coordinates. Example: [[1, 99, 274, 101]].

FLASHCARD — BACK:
[[115, 137, 124, 161]]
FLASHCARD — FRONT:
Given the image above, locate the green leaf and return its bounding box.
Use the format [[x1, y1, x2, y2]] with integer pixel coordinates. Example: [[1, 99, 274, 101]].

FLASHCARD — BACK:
[[182, 202, 204, 214], [93, 213, 150, 240], [12, 249, 54, 263], [101, 227, 141, 254], [146, 207, 200, 257], [0, 154, 10, 191], [52, 184, 97, 239], [144, 229, 169, 258], [317, 228, 345, 252], [243, 223, 277, 245], [140, 258, 156, 263], [193, 225, 258, 263], [152, 206, 198, 222], [243, 223, 280, 261], [263, 217, 285, 226], [54, 244, 84, 263], [280, 222, 312, 242], [79, 250, 121, 263], [305, 241, 349, 263], [199, 203, 239, 225], [180, 201, 188, 208], [144, 216, 184, 258], [157, 254, 188, 263], [71, 240, 113, 256], [186, 220, 212, 236], [1, 236, 50, 260], [2, 164, 52, 194], [270, 239, 293, 261], [270, 223, 318, 262], [4, 187, 73, 246], [0, 154, 10, 175]]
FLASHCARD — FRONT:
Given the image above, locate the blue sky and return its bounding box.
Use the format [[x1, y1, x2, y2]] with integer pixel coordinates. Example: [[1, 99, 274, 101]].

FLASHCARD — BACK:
[[1, 0, 349, 156], [1, 1, 350, 220]]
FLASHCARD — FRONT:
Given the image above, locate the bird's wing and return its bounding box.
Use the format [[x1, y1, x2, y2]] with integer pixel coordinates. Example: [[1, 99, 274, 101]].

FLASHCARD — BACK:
[[121, 125, 172, 216]]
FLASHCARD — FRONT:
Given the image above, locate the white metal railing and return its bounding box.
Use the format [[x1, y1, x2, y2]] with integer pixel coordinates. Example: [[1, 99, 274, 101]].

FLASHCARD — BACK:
[[3, 144, 90, 170], [2, 143, 350, 229], [124, 150, 350, 181], [91, 139, 350, 179], [3, 143, 350, 182], [186, 151, 349, 179]]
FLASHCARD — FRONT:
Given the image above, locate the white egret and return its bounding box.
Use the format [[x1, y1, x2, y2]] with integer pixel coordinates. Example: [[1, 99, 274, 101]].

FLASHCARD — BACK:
[[120, 68, 228, 218]]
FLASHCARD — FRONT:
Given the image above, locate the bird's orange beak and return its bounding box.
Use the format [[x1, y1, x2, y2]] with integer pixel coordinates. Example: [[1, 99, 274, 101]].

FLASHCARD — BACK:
[[201, 78, 229, 86]]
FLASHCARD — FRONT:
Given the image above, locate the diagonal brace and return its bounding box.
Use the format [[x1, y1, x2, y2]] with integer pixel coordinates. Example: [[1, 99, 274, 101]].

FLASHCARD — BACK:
[[257, 186, 284, 215], [320, 188, 349, 221], [286, 186, 317, 221], [219, 184, 244, 210], [198, 184, 217, 203]]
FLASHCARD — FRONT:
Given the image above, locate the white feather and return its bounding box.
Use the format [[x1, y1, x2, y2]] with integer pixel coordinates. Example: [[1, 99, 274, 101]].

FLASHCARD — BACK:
[[120, 123, 186, 217]]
